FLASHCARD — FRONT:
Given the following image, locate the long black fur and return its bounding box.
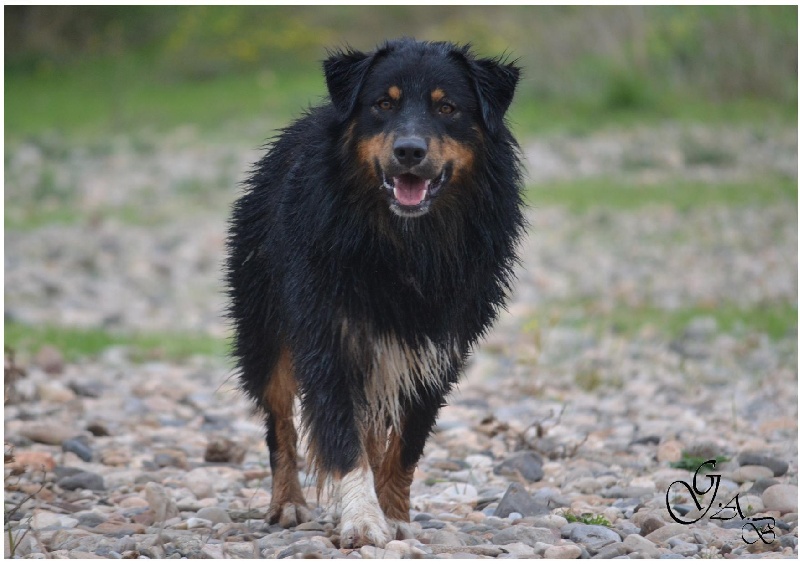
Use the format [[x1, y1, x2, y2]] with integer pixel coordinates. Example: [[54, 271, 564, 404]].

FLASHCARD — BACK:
[[226, 37, 524, 488]]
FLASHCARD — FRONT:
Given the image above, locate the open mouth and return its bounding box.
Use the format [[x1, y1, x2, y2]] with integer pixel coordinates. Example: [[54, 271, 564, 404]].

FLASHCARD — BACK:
[[381, 169, 448, 217]]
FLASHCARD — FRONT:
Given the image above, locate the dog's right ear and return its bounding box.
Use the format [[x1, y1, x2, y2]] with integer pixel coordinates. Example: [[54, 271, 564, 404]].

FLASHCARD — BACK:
[[323, 48, 374, 118]]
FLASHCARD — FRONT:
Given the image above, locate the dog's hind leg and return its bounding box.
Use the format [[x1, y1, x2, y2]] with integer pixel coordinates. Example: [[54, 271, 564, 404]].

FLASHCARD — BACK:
[[263, 348, 312, 527]]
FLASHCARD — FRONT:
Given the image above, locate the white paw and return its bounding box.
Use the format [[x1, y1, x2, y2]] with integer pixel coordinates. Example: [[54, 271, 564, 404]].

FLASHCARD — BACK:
[[338, 467, 392, 548]]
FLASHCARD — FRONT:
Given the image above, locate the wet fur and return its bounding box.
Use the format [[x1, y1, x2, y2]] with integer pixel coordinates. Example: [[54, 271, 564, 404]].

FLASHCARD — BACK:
[[226, 38, 524, 543]]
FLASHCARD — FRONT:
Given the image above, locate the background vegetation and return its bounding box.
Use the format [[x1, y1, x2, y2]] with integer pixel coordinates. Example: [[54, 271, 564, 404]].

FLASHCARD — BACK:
[[5, 5, 797, 140], [4, 6, 797, 361]]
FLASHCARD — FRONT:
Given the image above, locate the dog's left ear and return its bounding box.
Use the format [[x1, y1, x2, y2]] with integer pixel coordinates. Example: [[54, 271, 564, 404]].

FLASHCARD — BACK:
[[323, 48, 375, 118], [460, 53, 520, 135]]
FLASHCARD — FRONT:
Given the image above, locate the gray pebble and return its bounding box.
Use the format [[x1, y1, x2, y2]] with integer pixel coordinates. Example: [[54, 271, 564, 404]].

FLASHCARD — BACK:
[[749, 478, 780, 496], [196, 507, 232, 525], [492, 525, 557, 546], [494, 482, 549, 518], [738, 451, 789, 477], [62, 437, 93, 462], [594, 541, 626, 559], [57, 471, 105, 491], [563, 524, 622, 554], [639, 515, 665, 537], [430, 530, 466, 546], [277, 539, 328, 558], [493, 452, 544, 482], [670, 541, 699, 556]]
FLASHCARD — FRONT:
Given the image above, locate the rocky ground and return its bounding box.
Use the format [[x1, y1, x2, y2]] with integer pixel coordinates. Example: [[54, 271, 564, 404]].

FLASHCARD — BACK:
[[4, 123, 798, 558]]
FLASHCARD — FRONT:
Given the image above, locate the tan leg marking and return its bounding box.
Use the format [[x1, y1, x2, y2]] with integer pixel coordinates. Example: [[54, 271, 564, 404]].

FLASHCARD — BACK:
[[375, 429, 414, 522], [264, 348, 311, 527]]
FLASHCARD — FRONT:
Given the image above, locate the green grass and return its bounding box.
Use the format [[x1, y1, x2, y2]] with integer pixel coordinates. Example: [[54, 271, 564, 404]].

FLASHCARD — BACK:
[[5, 49, 796, 143], [670, 453, 730, 471], [526, 302, 798, 341], [5, 54, 324, 141], [4, 322, 228, 362], [563, 512, 612, 527], [526, 176, 798, 212]]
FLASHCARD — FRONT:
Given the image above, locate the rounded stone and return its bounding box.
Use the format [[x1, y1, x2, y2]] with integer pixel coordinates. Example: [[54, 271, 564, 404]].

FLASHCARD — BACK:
[[57, 471, 105, 491], [730, 465, 774, 483], [738, 452, 789, 477], [762, 484, 798, 513], [544, 544, 582, 559], [196, 507, 232, 525], [657, 440, 683, 463]]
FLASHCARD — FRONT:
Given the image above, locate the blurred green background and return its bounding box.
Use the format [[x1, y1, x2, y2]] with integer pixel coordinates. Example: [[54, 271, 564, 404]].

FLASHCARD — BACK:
[[4, 6, 798, 362], [5, 5, 797, 141]]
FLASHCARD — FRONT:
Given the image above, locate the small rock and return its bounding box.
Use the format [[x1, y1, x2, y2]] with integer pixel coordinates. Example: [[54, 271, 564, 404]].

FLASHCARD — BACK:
[[76, 513, 107, 527], [495, 482, 549, 518], [204, 437, 246, 464], [153, 450, 188, 469], [86, 422, 111, 437], [737, 494, 765, 515], [730, 465, 774, 483], [225, 542, 259, 559], [277, 539, 327, 559], [99, 448, 130, 466], [621, 534, 659, 557], [19, 423, 76, 446], [670, 541, 699, 556], [529, 514, 568, 530], [57, 471, 105, 491], [762, 484, 798, 513], [749, 478, 780, 496], [563, 523, 621, 554], [644, 524, 686, 544], [544, 544, 582, 559], [30, 511, 66, 530], [494, 451, 544, 482], [657, 440, 683, 463], [201, 543, 224, 559], [119, 496, 148, 508], [594, 541, 626, 559], [37, 381, 76, 403], [440, 482, 478, 503], [639, 515, 666, 537], [430, 530, 465, 546], [145, 482, 179, 522], [492, 525, 557, 546], [183, 468, 216, 499], [62, 437, 93, 462], [7, 451, 56, 474], [35, 345, 64, 374], [738, 452, 789, 477], [187, 517, 213, 529], [499, 542, 537, 557], [196, 507, 232, 525], [68, 381, 103, 398]]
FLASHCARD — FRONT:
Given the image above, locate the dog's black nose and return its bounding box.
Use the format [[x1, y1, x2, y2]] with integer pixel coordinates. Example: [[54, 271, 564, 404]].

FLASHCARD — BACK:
[[393, 136, 427, 167]]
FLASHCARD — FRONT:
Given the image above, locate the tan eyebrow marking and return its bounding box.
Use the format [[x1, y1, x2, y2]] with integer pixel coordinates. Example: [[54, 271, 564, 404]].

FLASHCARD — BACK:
[[431, 88, 446, 103], [388, 86, 402, 100]]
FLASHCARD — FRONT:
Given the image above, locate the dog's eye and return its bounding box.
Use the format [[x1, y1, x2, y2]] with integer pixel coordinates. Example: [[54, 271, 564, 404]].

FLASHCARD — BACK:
[[439, 103, 455, 115], [376, 99, 394, 111]]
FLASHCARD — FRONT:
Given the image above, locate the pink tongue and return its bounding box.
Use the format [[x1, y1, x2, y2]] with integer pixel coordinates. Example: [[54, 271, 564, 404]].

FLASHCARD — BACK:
[[393, 176, 428, 206]]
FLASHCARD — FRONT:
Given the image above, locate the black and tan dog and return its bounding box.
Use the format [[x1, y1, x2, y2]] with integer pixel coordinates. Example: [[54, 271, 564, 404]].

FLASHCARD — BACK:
[[226, 38, 524, 548]]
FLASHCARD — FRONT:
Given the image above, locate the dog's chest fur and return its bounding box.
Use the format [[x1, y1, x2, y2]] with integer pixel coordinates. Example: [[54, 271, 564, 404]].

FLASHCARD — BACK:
[[341, 318, 459, 428]]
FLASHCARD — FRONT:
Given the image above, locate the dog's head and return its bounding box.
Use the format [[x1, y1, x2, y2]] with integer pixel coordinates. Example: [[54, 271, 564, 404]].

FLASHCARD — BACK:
[[324, 39, 520, 218]]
